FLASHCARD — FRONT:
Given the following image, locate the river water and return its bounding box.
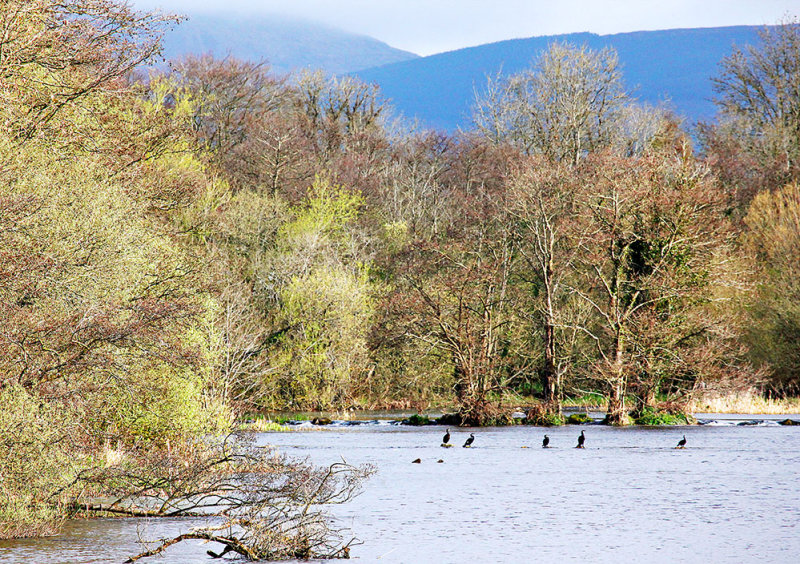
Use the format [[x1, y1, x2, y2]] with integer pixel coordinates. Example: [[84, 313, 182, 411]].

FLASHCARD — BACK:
[[2, 414, 799, 563]]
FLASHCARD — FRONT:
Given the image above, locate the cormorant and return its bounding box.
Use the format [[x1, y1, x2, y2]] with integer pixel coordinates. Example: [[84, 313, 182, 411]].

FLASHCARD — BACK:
[[677, 435, 687, 449], [463, 433, 475, 448], [542, 435, 550, 448], [442, 428, 450, 445], [207, 545, 233, 559], [576, 430, 585, 448]]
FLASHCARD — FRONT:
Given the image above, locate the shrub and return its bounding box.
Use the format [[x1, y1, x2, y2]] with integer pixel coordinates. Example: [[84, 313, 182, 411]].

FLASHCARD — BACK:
[[566, 413, 592, 424], [633, 407, 696, 426], [403, 414, 431, 426]]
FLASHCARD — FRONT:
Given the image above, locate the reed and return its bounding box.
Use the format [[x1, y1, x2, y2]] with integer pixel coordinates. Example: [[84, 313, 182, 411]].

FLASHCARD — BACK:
[[238, 419, 292, 432], [689, 393, 800, 414]]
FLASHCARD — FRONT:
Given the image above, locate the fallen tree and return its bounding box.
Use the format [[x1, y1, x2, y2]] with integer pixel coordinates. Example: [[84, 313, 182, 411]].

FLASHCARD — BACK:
[[66, 434, 373, 561]]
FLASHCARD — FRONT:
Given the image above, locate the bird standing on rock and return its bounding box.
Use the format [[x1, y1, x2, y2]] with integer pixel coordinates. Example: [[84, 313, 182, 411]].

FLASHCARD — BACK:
[[676, 435, 687, 449], [576, 430, 585, 448], [463, 433, 475, 448], [442, 428, 450, 445], [542, 435, 550, 448]]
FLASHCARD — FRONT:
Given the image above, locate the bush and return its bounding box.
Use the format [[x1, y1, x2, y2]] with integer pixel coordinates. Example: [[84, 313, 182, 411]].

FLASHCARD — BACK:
[[403, 414, 431, 426], [0, 386, 77, 539], [525, 405, 565, 426], [633, 407, 696, 426], [566, 413, 592, 424]]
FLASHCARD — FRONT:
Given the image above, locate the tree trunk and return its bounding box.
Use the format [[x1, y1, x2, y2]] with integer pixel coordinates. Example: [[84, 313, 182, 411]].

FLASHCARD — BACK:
[[541, 322, 561, 414], [637, 382, 658, 415], [605, 330, 628, 425]]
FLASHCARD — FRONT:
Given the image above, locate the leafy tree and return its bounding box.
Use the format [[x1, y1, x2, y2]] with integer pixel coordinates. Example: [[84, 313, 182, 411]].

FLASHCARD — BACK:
[[252, 177, 376, 409]]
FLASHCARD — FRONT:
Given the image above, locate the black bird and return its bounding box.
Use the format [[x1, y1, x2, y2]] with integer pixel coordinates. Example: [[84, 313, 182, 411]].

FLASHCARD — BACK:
[[677, 435, 687, 449], [207, 545, 233, 559], [576, 430, 585, 449], [463, 433, 475, 448], [442, 428, 450, 445], [542, 435, 550, 448]]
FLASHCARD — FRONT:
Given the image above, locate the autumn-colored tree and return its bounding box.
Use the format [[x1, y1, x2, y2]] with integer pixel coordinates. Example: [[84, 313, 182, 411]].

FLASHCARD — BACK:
[[702, 18, 800, 204], [569, 151, 740, 423]]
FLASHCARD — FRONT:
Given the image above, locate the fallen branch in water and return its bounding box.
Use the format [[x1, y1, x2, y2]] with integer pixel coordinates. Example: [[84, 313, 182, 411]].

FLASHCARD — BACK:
[[70, 434, 373, 561]]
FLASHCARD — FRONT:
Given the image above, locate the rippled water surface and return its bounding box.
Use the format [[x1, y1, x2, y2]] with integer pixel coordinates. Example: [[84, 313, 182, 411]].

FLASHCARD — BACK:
[[2, 415, 799, 564]]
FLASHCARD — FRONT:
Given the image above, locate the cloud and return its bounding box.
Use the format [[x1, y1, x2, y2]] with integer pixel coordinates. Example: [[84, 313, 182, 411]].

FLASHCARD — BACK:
[[132, 0, 797, 55]]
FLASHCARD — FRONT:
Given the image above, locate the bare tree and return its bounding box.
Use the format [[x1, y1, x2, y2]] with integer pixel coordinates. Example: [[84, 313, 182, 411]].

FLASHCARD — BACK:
[[570, 151, 740, 423], [507, 158, 583, 415], [473, 42, 628, 165], [704, 17, 800, 201], [68, 434, 373, 562]]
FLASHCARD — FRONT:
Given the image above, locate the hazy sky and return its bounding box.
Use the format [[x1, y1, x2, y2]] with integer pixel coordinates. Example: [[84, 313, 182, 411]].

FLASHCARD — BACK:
[[132, 0, 797, 56]]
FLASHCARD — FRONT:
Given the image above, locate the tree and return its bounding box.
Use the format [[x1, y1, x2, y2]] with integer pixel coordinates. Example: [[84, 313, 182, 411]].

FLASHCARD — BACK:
[[703, 18, 800, 203], [570, 151, 739, 423], [74, 437, 374, 562], [156, 55, 291, 188], [473, 42, 628, 164], [385, 153, 522, 424], [0, 0, 178, 143], [255, 177, 375, 409], [743, 182, 800, 395], [507, 158, 583, 415]]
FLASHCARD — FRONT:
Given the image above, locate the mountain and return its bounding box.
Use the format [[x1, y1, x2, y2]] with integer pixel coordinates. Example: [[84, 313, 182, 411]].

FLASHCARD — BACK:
[[159, 13, 418, 75], [354, 26, 766, 131]]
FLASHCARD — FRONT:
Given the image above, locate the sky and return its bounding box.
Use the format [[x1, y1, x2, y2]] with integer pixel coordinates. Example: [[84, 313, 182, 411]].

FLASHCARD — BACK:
[[132, 0, 798, 56]]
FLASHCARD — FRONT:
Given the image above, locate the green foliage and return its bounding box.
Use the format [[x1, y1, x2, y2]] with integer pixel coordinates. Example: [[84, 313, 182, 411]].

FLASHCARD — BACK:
[[380, 221, 410, 254], [526, 411, 566, 426], [566, 413, 592, 425], [280, 176, 364, 244], [254, 176, 376, 409], [0, 386, 80, 539], [272, 265, 374, 408], [633, 407, 695, 426], [402, 414, 431, 426]]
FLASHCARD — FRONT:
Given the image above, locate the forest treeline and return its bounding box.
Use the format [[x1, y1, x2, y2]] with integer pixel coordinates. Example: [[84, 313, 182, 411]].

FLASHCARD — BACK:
[[1, 0, 799, 544]]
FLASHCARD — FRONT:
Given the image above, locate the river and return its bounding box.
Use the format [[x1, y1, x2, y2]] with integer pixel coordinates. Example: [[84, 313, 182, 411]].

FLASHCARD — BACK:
[[2, 414, 799, 563]]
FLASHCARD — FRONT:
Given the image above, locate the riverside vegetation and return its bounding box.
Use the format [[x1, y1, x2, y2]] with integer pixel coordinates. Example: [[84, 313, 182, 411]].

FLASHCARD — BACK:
[[1, 0, 799, 555]]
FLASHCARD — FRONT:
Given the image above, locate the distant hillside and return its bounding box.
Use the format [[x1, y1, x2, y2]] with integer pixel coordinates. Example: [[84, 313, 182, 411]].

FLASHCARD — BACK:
[[160, 13, 418, 75], [354, 26, 766, 131]]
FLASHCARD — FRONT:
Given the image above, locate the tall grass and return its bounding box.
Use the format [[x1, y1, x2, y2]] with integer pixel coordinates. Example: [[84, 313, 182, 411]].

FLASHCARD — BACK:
[[689, 393, 800, 414]]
